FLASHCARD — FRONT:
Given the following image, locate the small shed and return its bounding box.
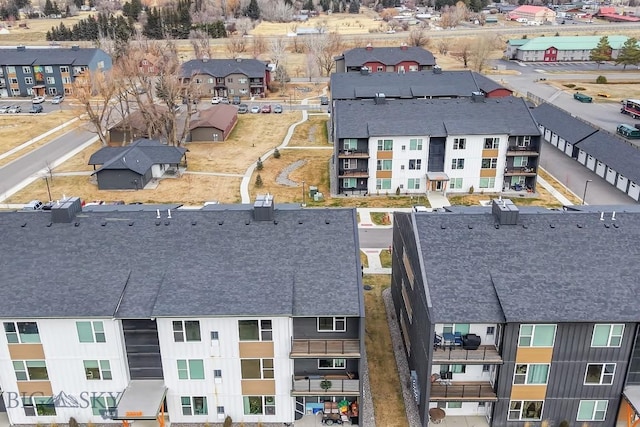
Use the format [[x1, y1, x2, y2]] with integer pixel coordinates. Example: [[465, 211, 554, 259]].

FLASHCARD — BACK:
[[189, 104, 238, 142]]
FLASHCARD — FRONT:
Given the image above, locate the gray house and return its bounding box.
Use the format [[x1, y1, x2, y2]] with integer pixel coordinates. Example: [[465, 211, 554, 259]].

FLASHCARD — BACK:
[[88, 139, 187, 190], [334, 45, 436, 73], [180, 58, 271, 99], [391, 200, 640, 427]]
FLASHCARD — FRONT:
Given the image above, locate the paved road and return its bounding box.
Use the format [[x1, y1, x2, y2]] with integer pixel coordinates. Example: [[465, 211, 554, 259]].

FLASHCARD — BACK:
[[358, 227, 393, 249]]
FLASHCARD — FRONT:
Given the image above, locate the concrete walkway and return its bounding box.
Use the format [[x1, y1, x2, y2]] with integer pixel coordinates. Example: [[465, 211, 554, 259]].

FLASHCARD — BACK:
[[538, 168, 575, 205], [427, 192, 451, 208], [362, 248, 392, 275]]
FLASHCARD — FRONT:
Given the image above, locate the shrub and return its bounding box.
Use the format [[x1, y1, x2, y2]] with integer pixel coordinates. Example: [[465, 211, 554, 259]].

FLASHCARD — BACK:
[[559, 422, 570, 427], [69, 418, 78, 427], [255, 174, 263, 187], [574, 87, 586, 91], [395, 186, 401, 196], [468, 185, 475, 194], [223, 416, 233, 427], [256, 157, 263, 170], [563, 83, 576, 88], [596, 75, 607, 84], [273, 148, 280, 158]]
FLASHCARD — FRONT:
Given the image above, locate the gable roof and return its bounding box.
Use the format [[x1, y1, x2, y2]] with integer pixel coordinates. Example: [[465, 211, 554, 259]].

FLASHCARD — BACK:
[[0, 206, 362, 318], [329, 70, 510, 100], [0, 46, 107, 66], [513, 5, 554, 14], [408, 205, 640, 323], [516, 35, 629, 51], [109, 108, 169, 134], [531, 103, 598, 143], [339, 46, 436, 67], [334, 97, 540, 139], [190, 104, 237, 131], [575, 131, 640, 184], [180, 58, 269, 79], [89, 139, 186, 175]]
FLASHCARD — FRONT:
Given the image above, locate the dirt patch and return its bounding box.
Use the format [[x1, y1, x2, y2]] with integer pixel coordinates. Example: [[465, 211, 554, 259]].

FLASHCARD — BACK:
[[276, 160, 307, 187], [288, 117, 329, 147]]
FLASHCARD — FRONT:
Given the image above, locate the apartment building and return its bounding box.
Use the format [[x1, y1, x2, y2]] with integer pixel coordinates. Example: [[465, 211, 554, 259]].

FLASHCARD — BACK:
[[332, 96, 541, 196], [0, 197, 364, 426], [334, 45, 436, 74], [390, 201, 640, 427], [180, 58, 271, 99], [0, 46, 112, 98]]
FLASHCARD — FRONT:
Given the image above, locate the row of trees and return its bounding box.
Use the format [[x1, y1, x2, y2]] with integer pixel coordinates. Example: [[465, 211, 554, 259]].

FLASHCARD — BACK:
[[46, 13, 135, 43], [591, 36, 640, 69]]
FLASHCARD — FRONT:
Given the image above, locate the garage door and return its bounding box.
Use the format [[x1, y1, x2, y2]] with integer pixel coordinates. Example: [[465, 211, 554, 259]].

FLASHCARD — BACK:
[[565, 143, 573, 156], [606, 168, 617, 185], [586, 155, 596, 171], [617, 175, 629, 192], [595, 162, 606, 177], [577, 150, 587, 165], [628, 182, 640, 201]]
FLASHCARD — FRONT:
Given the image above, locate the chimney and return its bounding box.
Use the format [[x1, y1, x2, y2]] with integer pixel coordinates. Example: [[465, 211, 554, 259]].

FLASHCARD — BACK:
[[365, 44, 373, 51], [253, 194, 275, 221], [400, 43, 408, 50], [17, 45, 26, 51], [433, 65, 442, 74], [236, 58, 242, 62], [491, 198, 519, 225], [360, 66, 370, 75], [51, 196, 82, 223], [71, 45, 80, 51], [471, 91, 486, 102], [374, 93, 386, 104]]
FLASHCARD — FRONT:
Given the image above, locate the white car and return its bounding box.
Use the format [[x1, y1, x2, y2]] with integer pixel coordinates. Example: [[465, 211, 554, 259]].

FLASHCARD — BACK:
[[32, 96, 45, 104], [7, 105, 21, 114], [51, 95, 64, 104], [0, 106, 9, 114], [250, 105, 260, 114], [211, 97, 222, 104]]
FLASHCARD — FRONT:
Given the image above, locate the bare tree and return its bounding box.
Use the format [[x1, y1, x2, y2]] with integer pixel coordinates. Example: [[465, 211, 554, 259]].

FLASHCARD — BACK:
[[314, 19, 328, 34], [190, 29, 212, 59], [305, 32, 343, 77], [260, 0, 294, 21], [226, 36, 247, 58], [73, 70, 120, 146], [388, 19, 401, 31], [407, 27, 429, 47], [251, 35, 267, 59], [436, 39, 450, 55], [471, 34, 497, 72], [305, 52, 318, 81], [452, 38, 472, 68], [236, 17, 253, 35], [270, 37, 288, 68]]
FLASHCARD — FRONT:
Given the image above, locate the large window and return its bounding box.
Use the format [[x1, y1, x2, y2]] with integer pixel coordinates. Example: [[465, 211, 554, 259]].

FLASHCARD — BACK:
[[440, 364, 466, 374], [442, 324, 469, 335], [451, 159, 464, 170], [408, 159, 421, 170], [84, 360, 112, 380], [409, 138, 423, 150], [173, 320, 201, 342], [13, 361, 48, 380], [508, 401, 543, 421], [91, 396, 117, 416], [342, 178, 356, 188], [584, 363, 615, 385], [577, 400, 608, 421], [343, 139, 357, 150], [592, 324, 624, 347], [481, 158, 498, 169], [23, 396, 56, 416], [318, 317, 346, 332], [60, 66, 69, 73], [76, 321, 105, 343], [376, 179, 391, 190], [319, 358, 346, 369], [513, 156, 528, 167], [407, 178, 420, 190], [377, 139, 393, 151], [518, 324, 556, 347], [177, 359, 205, 380], [4, 322, 40, 343], [513, 364, 549, 385], [243, 396, 275, 415], [238, 320, 272, 341], [484, 137, 499, 149], [479, 178, 495, 189], [376, 159, 392, 171], [240, 359, 274, 379], [181, 396, 208, 415], [453, 138, 466, 149], [449, 178, 463, 189]]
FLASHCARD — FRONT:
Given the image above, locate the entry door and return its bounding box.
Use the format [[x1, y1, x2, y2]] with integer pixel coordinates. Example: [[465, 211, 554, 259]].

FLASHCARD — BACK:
[[484, 402, 493, 424], [435, 181, 443, 191], [295, 397, 305, 420]]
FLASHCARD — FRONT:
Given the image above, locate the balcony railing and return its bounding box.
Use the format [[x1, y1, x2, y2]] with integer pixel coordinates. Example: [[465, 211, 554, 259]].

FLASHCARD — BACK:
[[338, 169, 369, 178], [249, 79, 264, 86], [504, 166, 537, 176], [292, 377, 360, 396], [338, 150, 369, 158], [430, 382, 497, 401], [291, 339, 360, 358], [432, 345, 502, 364], [506, 145, 539, 156]]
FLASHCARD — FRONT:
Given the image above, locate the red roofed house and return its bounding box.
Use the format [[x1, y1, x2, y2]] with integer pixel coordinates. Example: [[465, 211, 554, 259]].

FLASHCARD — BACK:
[[596, 6, 640, 22], [510, 5, 556, 23]]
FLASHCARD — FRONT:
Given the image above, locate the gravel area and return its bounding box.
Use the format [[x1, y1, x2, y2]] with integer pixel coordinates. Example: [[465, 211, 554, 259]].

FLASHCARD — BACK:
[[360, 344, 375, 427], [276, 159, 307, 187], [383, 287, 422, 427], [307, 124, 317, 143]]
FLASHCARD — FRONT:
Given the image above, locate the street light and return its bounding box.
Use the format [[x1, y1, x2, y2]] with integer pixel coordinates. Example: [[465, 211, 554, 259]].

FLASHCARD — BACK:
[[302, 180, 306, 207], [42, 176, 52, 202], [582, 179, 592, 205]]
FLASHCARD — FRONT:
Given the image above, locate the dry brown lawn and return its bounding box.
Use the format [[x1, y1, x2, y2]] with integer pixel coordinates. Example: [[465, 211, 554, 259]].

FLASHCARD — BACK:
[[0, 110, 79, 151], [544, 79, 640, 104], [0, 15, 90, 43], [287, 116, 329, 147], [539, 168, 582, 204], [52, 140, 102, 172], [448, 183, 566, 208], [252, 9, 383, 36]]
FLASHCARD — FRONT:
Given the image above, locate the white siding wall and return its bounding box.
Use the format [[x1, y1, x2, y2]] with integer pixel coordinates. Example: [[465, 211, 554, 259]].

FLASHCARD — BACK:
[[428, 401, 489, 416], [434, 324, 498, 346], [431, 364, 490, 382], [0, 318, 127, 425], [367, 135, 429, 195], [156, 317, 293, 424], [444, 135, 507, 194]]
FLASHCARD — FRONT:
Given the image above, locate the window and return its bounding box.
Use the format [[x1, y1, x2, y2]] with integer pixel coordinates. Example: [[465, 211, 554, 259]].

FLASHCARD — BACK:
[[440, 364, 466, 374], [227, 77, 233, 83], [10, 78, 18, 84], [453, 138, 466, 150], [377, 139, 393, 151], [482, 364, 490, 372], [181, 396, 208, 415], [343, 139, 357, 150], [487, 326, 495, 335], [481, 158, 498, 169], [195, 78, 202, 84], [508, 401, 543, 421], [376, 179, 391, 190], [173, 320, 201, 342], [484, 137, 499, 149], [584, 363, 615, 385], [13, 361, 48, 380], [451, 159, 464, 170], [238, 320, 272, 341], [60, 66, 69, 73], [343, 159, 355, 169], [76, 321, 105, 343], [318, 317, 346, 332], [46, 77, 55, 84], [376, 159, 392, 171], [24, 77, 33, 85], [479, 178, 495, 189], [208, 78, 214, 83], [513, 364, 549, 385], [26, 396, 56, 416], [450, 178, 463, 189], [22, 66, 32, 74], [518, 324, 556, 347], [376, 66, 383, 71], [83, 360, 112, 380], [442, 324, 470, 335], [577, 400, 608, 421], [241, 359, 274, 379], [214, 369, 222, 383], [513, 156, 528, 167], [217, 406, 225, 416], [342, 178, 356, 188], [409, 138, 423, 150], [7, 66, 16, 74], [62, 77, 72, 84], [318, 359, 346, 369], [91, 395, 117, 416], [445, 402, 462, 409], [177, 359, 205, 380], [4, 322, 40, 343], [592, 324, 624, 347], [210, 331, 219, 340], [408, 178, 420, 190], [408, 159, 421, 170], [243, 396, 275, 415], [517, 136, 531, 147]]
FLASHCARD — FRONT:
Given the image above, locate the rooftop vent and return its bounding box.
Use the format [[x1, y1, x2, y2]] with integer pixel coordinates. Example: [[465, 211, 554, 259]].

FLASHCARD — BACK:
[[360, 66, 370, 75], [253, 194, 275, 221], [365, 44, 373, 51], [71, 45, 80, 51], [491, 198, 519, 226], [236, 58, 242, 62], [52, 197, 82, 223], [400, 43, 408, 50], [374, 93, 386, 104], [433, 66, 442, 74], [17, 45, 26, 51], [471, 91, 486, 103]]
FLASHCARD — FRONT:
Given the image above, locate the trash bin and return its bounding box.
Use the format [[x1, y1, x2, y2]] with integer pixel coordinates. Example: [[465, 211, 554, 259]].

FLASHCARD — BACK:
[[309, 186, 318, 198]]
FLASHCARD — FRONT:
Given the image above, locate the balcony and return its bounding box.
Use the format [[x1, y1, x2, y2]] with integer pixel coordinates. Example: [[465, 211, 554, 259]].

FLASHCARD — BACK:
[[504, 166, 537, 176], [249, 79, 264, 87], [291, 339, 360, 358], [338, 150, 369, 159], [506, 145, 539, 156], [430, 382, 497, 401], [338, 169, 369, 178], [292, 376, 360, 396], [432, 346, 502, 364]]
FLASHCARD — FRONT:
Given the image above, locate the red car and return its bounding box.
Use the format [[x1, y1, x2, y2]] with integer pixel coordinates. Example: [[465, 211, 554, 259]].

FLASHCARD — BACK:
[[261, 104, 272, 113]]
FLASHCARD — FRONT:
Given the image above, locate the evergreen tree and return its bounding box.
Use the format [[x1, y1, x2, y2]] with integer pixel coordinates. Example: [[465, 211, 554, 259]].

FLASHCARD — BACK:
[[73, 0, 82, 8], [52, 1, 60, 14], [122, 0, 143, 21], [143, 7, 163, 39], [348, 0, 359, 13], [244, 0, 260, 20], [590, 36, 612, 66], [44, 0, 55, 16], [332, 0, 340, 13], [615, 37, 640, 69], [176, 0, 192, 39], [255, 174, 263, 187], [304, 0, 313, 10]]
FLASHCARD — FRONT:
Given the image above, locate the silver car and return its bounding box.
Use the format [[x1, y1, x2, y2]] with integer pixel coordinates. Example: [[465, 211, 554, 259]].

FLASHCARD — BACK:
[[7, 105, 21, 114], [0, 106, 9, 114]]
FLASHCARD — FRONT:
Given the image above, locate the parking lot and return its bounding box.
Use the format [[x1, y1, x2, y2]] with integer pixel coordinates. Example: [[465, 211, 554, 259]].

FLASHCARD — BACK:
[[0, 98, 68, 114]]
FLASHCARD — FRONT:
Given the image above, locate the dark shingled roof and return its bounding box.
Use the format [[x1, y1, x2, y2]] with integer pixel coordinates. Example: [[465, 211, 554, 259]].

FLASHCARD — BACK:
[[334, 97, 541, 139], [0, 206, 362, 318], [576, 131, 640, 184], [0, 47, 106, 66], [89, 139, 186, 175], [339, 46, 436, 67], [408, 206, 640, 323], [531, 103, 598, 143], [330, 70, 511, 100], [180, 58, 269, 79]]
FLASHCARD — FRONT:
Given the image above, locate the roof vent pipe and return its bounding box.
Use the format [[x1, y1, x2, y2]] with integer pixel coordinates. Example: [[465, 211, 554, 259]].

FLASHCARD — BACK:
[[600, 212, 604, 221], [167, 209, 172, 219], [156, 209, 161, 219], [612, 211, 616, 221]]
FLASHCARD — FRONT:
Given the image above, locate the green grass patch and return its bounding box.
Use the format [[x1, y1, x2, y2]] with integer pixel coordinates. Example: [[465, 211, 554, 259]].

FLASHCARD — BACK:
[[360, 251, 369, 268], [379, 249, 392, 268]]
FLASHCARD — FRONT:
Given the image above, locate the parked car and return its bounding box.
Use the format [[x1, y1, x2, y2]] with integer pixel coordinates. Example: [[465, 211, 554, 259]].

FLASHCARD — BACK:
[[574, 92, 593, 103], [7, 105, 21, 113], [32, 96, 45, 104], [211, 96, 223, 104], [250, 105, 260, 114], [238, 104, 249, 114], [232, 96, 241, 105], [320, 96, 329, 105], [273, 104, 283, 113], [0, 106, 9, 114], [261, 104, 272, 113], [220, 97, 230, 104], [51, 95, 64, 104], [29, 105, 43, 113], [23, 200, 43, 210]]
